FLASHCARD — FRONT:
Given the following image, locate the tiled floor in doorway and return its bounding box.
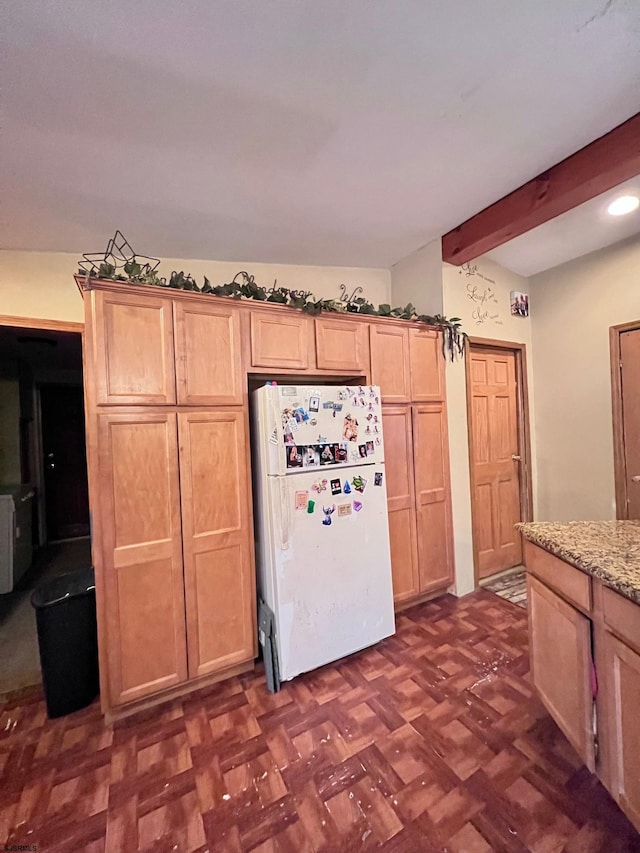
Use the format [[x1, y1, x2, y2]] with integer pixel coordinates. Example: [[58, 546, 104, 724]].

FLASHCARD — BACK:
[[0, 539, 92, 695], [483, 569, 528, 609], [1, 589, 637, 851]]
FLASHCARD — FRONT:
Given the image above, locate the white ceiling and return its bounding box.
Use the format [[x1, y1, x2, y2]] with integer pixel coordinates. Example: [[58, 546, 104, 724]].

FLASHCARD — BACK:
[[486, 177, 640, 276], [2, 1, 640, 269]]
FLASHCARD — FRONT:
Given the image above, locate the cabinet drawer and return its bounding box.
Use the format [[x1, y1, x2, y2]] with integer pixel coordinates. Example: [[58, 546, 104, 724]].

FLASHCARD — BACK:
[[524, 541, 591, 613], [603, 585, 640, 655]]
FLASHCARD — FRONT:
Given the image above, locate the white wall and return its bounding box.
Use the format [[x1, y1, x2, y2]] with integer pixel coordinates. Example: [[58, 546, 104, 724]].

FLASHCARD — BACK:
[[0, 250, 391, 324], [530, 236, 640, 521], [443, 257, 535, 595], [390, 239, 443, 314]]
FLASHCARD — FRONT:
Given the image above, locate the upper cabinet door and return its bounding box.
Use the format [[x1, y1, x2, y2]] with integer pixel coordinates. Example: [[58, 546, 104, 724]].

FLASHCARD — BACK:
[[174, 301, 243, 405], [315, 318, 369, 373], [179, 411, 256, 679], [98, 412, 187, 706], [92, 290, 176, 405], [250, 311, 310, 370], [382, 407, 419, 604], [409, 328, 445, 402], [370, 325, 411, 403], [412, 403, 454, 592]]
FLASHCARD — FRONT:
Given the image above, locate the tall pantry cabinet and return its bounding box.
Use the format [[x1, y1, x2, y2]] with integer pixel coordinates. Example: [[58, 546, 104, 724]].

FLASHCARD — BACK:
[[83, 284, 256, 714], [372, 324, 455, 605]]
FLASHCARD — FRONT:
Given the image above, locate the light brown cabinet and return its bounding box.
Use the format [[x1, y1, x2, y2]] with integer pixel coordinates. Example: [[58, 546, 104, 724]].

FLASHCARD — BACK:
[[412, 403, 455, 593], [174, 301, 243, 405], [315, 317, 369, 373], [95, 407, 256, 711], [92, 289, 176, 405], [382, 407, 419, 603], [370, 324, 411, 403], [97, 412, 188, 706], [527, 573, 595, 770], [92, 289, 244, 406], [409, 328, 445, 402], [525, 542, 640, 832], [600, 630, 640, 828], [250, 310, 310, 369], [179, 411, 255, 679], [80, 276, 453, 713]]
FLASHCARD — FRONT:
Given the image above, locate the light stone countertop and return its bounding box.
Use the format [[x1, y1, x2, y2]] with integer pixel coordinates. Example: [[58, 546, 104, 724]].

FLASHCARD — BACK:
[[517, 520, 640, 606]]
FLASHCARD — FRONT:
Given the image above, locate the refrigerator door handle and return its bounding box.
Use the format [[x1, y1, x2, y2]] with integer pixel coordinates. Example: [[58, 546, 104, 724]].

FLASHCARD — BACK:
[[278, 475, 290, 550], [269, 394, 286, 477]]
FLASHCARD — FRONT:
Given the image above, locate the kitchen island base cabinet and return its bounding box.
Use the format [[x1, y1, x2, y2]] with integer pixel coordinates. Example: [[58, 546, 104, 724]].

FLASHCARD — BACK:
[[527, 574, 595, 771], [601, 631, 640, 829]]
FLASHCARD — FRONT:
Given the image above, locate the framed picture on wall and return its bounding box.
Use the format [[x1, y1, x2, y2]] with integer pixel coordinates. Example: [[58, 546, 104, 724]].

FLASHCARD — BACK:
[[510, 291, 529, 317]]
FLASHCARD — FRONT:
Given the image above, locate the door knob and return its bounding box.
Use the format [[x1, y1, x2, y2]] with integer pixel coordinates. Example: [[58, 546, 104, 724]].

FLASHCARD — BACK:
[[512, 454, 521, 461], [632, 475, 640, 482]]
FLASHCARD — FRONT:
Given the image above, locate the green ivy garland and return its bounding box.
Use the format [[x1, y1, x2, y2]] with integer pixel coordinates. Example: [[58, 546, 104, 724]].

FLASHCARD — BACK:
[[79, 262, 467, 360]]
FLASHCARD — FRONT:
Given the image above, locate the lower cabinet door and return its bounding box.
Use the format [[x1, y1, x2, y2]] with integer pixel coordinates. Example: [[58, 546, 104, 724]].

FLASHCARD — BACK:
[[98, 412, 188, 706], [412, 404, 454, 592], [178, 410, 256, 678], [528, 575, 595, 770], [382, 407, 419, 603], [601, 630, 640, 829]]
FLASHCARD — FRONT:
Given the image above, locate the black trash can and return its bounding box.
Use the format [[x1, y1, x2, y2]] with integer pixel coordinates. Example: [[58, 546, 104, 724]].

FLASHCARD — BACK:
[[31, 566, 99, 718]]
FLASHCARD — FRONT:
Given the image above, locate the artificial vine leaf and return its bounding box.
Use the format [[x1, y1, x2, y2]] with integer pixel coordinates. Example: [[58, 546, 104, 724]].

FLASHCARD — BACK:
[[83, 251, 467, 360]]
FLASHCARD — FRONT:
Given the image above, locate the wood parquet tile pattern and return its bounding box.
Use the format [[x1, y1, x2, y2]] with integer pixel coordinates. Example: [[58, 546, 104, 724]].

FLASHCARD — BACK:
[[1, 590, 638, 852]]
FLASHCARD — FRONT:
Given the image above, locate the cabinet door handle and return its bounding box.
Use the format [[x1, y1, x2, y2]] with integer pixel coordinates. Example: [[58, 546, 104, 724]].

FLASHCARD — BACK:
[[632, 475, 640, 482], [512, 454, 521, 461]]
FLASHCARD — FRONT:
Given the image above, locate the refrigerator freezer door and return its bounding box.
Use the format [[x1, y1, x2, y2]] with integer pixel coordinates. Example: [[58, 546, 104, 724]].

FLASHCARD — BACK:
[[273, 384, 385, 473], [265, 463, 395, 681]]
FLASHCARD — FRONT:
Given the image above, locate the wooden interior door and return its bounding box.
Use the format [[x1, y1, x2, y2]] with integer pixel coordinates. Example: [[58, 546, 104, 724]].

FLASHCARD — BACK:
[[179, 411, 256, 679], [412, 403, 454, 592], [468, 347, 522, 579], [381, 407, 419, 603], [92, 290, 176, 405], [40, 384, 90, 540], [174, 301, 243, 405], [98, 412, 187, 706], [528, 575, 595, 771], [409, 328, 444, 402], [601, 629, 640, 828], [620, 328, 640, 519], [370, 325, 411, 403]]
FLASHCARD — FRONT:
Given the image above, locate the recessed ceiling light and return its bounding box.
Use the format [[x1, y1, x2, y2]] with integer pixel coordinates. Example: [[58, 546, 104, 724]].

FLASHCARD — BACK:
[[607, 195, 640, 216]]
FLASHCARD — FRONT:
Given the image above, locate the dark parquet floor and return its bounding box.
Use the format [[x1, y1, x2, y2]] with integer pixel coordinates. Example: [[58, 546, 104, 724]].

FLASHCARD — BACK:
[[1, 590, 638, 852]]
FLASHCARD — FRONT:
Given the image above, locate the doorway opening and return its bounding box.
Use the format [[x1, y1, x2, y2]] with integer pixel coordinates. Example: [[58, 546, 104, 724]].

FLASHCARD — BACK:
[[465, 338, 533, 592], [0, 318, 90, 695], [610, 320, 640, 520]]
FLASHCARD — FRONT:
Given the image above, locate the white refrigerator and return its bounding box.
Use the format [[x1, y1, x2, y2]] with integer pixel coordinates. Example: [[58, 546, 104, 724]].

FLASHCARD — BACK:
[[252, 383, 395, 684]]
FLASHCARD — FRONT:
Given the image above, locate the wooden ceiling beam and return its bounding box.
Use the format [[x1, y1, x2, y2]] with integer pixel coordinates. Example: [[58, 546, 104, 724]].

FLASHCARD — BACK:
[[441, 113, 640, 266]]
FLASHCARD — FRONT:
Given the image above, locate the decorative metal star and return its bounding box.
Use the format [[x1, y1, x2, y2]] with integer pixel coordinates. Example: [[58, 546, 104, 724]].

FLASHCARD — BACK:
[[78, 230, 160, 275]]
